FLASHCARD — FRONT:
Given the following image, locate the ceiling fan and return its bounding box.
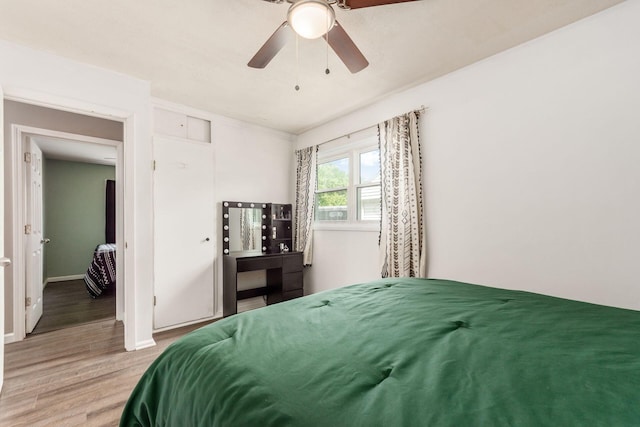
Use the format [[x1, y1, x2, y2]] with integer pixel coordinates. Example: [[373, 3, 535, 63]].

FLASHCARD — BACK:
[[248, 0, 419, 74]]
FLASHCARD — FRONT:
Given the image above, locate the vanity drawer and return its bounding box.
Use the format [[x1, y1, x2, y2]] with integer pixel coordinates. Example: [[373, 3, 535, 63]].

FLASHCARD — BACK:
[[282, 252, 303, 273], [237, 256, 281, 272], [283, 271, 303, 292], [283, 289, 304, 301]]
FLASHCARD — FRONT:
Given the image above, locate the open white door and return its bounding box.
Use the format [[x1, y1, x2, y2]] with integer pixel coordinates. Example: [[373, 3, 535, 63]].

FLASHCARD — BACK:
[[0, 84, 8, 392], [24, 138, 44, 333]]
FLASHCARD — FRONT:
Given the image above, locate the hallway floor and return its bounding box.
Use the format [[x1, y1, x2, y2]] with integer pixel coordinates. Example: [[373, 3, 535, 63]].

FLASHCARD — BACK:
[[31, 279, 115, 335]]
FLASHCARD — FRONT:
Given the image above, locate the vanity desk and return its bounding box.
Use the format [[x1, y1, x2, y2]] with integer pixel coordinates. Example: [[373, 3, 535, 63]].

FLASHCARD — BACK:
[[222, 201, 304, 317], [223, 251, 304, 317]]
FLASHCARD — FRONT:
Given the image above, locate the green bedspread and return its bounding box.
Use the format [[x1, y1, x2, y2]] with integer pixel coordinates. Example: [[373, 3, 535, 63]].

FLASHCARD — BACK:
[[121, 278, 640, 426]]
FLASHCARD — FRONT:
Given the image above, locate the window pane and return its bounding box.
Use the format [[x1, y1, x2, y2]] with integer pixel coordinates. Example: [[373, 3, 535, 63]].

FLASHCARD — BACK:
[[358, 185, 381, 221], [316, 190, 348, 221], [360, 150, 380, 184], [318, 158, 349, 190]]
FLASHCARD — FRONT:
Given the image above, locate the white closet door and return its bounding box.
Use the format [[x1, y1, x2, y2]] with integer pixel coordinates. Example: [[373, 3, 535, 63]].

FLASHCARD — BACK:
[[153, 137, 215, 329]]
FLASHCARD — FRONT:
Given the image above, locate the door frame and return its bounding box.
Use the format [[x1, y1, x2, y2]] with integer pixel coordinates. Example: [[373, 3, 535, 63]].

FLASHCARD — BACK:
[[3, 89, 140, 351], [10, 125, 124, 341]]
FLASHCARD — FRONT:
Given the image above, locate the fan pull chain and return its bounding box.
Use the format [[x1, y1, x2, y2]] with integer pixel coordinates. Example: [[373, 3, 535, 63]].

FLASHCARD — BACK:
[[325, 11, 330, 75], [295, 33, 300, 91]]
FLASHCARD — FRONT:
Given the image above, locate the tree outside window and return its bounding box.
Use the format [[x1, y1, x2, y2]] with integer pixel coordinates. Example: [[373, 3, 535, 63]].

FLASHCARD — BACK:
[[316, 158, 348, 221]]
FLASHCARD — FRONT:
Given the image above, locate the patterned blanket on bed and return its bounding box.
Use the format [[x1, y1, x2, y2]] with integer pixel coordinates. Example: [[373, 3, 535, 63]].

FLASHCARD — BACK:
[[84, 243, 116, 298]]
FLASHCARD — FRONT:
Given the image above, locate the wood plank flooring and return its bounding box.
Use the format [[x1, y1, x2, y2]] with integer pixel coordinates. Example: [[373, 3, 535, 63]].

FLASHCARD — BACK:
[[1, 319, 214, 426], [32, 280, 116, 335]]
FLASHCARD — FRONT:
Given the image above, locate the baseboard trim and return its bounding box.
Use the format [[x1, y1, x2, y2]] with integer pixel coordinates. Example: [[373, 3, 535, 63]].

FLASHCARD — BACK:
[[45, 274, 85, 285], [4, 332, 16, 344], [153, 315, 221, 334], [134, 339, 157, 351]]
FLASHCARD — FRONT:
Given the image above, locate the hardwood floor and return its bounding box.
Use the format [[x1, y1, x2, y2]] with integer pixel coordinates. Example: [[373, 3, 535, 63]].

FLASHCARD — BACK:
[[0, 319, 214, 426], [31, 280, 116, 335]]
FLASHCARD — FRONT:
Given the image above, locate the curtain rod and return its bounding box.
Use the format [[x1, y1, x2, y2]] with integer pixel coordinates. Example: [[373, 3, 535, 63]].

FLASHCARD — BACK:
[[318, 105, 427, 147]]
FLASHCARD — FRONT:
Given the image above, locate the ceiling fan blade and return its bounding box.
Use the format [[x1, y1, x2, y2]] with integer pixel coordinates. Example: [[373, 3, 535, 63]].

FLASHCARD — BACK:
[[343, 0, 418, 9], [248, 22, 292, 69], [323, 21, 369, 74]]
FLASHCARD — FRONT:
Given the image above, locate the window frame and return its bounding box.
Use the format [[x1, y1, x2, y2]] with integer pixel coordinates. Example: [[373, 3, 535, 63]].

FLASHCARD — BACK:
[[355, 149, 382, 222], [315, 130, 380, 231]]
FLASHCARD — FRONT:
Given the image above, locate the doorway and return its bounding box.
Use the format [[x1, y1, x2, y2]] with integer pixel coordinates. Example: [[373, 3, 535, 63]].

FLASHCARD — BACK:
[[28, 137, 118, 335], [5, 100, 125, 342]]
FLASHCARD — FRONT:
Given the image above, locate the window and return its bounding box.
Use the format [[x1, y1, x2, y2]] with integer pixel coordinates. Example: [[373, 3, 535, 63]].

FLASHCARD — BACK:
[[316, 157, 349, 221], [357, 150, 381, 221], [315, 129, 381, 224]]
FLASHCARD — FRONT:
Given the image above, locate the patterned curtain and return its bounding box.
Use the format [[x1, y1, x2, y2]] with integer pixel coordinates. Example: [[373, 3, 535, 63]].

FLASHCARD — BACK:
[[378, 111, 427, 278], [294, 145, 318, 266]]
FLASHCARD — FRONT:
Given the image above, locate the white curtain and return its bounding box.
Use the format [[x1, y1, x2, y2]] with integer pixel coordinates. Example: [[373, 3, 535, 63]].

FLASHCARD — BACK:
[[378, 111, 426, 278], [294, 145, 318, 266]]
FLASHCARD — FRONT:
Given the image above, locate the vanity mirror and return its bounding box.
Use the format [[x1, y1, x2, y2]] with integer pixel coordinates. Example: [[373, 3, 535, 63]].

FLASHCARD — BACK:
[[222, 201, 268, 255]]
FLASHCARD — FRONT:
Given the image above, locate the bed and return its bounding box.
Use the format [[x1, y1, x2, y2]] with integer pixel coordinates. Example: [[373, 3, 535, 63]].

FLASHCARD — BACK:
[[83, 243, 116, 298], [120, 278, 640, 426]]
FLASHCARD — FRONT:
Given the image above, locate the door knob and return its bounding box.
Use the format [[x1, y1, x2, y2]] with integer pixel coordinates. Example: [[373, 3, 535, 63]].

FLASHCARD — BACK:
[[41, 238, 51, 244], [0, 257, 11, 267]]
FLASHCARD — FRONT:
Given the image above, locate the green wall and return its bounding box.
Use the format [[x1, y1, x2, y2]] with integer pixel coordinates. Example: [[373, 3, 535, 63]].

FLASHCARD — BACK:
[[44, 159, 115, 279]]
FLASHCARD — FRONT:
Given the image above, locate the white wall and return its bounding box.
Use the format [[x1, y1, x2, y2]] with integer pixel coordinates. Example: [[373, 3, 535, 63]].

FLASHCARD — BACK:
[[308, 230, 380, 293], [296, 1, 640, 310], [214, 119, 293, 203]]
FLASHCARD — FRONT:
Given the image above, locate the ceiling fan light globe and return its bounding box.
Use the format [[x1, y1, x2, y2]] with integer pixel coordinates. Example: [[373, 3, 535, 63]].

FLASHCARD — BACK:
[[287, 0, 336, 39]]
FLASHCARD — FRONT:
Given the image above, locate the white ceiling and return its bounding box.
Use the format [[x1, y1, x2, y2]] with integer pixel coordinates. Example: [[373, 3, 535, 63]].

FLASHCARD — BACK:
[[32, 135, 117, 166], [0, 0, 624, 134]]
